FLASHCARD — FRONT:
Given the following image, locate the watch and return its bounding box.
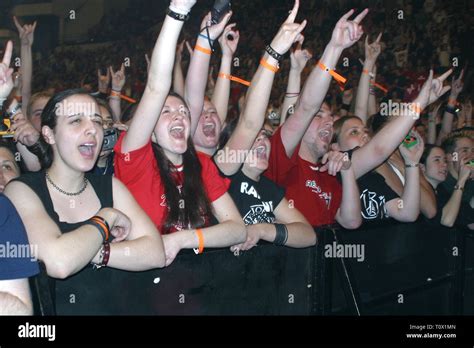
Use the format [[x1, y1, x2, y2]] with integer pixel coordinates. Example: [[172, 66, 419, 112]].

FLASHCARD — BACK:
[[454, 184, 464, 192]]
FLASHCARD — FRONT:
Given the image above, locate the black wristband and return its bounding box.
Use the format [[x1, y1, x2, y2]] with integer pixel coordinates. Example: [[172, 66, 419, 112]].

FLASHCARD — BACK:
[[274, 224, 288, 246], [166, 7, 190, 21], [265, 45, 284, 61]]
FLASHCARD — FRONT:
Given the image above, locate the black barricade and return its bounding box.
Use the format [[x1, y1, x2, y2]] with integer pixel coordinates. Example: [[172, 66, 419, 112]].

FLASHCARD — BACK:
[[30, 221, 473, 315]]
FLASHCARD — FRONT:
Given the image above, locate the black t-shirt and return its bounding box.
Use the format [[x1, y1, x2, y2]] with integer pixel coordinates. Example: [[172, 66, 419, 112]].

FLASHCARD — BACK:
[[13, 171, 115, 314], [357, 171, 399, 221], [227, 170, 285, 225]]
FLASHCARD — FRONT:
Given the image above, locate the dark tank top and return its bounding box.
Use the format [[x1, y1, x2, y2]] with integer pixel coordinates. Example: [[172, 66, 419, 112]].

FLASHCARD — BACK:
[[14, 171, 119, 315]]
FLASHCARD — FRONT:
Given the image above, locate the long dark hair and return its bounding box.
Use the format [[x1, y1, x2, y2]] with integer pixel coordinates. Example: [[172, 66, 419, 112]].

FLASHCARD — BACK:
[[152, 92, 212, 232], [32, 89, 97, 169]]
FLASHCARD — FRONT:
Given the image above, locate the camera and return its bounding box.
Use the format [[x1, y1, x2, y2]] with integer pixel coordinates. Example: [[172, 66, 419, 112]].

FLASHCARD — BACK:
[[211, 0, 231, 25], [102, 128, 118, 152]]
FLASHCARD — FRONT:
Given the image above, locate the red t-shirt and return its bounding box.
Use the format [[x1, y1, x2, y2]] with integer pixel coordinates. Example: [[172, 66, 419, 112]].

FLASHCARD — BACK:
[[264, 127, 342, 227], [114, 133, 230, 233]]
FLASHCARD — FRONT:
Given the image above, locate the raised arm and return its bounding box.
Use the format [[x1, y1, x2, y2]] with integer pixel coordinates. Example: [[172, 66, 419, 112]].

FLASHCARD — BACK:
[[352, 69, 452, 179], [427, 102, 442, 145], [279, 40, 312, 124], [385, 132, 424, 222], [185, 11, 232, 135], [281, 9, 368, 158], [436, 70, 464, 145], [13, 17, 36, 109], [109, 63, 126, 122], [367, 65, 378, 116], [122, 0, 196, 153], [215, 0, 307, 176], [173, 40, 187, 96], [211, 24, 240, 124], [355, 33, 382, 123]]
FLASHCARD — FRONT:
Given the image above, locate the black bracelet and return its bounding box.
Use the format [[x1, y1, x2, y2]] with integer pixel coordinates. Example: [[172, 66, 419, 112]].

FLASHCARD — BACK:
[[166, 7, 190, 21], [274, 224, 288, 246], [265, 45, 284, 61]]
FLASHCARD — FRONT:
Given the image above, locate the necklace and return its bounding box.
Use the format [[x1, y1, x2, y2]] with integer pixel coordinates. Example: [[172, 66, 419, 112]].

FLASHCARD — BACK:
[[45, 171, 88, 196]]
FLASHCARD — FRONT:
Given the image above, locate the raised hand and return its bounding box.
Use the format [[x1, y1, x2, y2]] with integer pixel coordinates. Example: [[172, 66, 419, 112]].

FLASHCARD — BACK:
[[415, 69, 452, 110], [399, 130, 424, 165], [450, 69, 464, 97], [14, 16, 37, 46], [97, 68, 111, 94], [269, 0, 307, 56], [290, 39, 312, 73], [11, 111, 40, 147], [218, 24, 240, 57], [330, 9, 369, 50], [110, 63, 126, 92], [0, 41, 14, 100], [365, 33, 382, 62], [200, 10, 232, 41]]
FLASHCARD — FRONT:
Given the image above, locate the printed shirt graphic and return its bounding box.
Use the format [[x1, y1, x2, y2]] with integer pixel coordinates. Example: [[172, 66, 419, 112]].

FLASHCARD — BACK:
[[114, 132, 230, 233], [357, 171, 399, 221], [264, 127, 342, 227], [227, 170, 285, 225]]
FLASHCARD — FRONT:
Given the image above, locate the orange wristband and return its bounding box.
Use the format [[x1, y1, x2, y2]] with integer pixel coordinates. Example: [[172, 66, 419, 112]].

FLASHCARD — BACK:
[[370, 81, 388, 94], [110, 90, 137, 104], [194, 229, 204, 255], [195, 44, 212, 55], [412, 103, 422, 115], [260, 58, 279, 73], [317, 61, 347, 90], [218, 73, 251, 87]]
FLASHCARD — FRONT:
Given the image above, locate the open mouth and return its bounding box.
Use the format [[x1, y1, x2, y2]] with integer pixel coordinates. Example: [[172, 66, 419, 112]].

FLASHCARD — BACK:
[[202, 123, 216, 138], [170, 125, 185, 140], [319, 129, 332, 144], [254, 145, 268, 160], [78, 143, 97, 158]]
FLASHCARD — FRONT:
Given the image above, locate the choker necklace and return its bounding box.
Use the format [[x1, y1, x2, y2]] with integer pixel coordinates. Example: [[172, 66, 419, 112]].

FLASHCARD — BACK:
[[45, 171, 88, 196]]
